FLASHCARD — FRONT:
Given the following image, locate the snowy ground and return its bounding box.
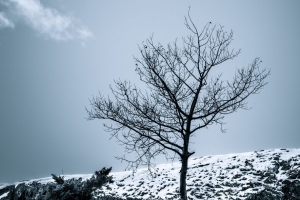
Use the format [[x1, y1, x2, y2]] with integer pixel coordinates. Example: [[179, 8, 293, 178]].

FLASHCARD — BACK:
[[1, 148, 299, 199]]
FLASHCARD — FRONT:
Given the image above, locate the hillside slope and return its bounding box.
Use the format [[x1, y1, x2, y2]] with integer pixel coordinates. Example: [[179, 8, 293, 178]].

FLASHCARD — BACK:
[[96, 148, 300, 199], [1, 148, 299, 199]]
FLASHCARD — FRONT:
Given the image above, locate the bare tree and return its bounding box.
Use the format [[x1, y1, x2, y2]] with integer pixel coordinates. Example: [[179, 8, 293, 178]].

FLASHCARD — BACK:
[[86, 12, 270, 199]]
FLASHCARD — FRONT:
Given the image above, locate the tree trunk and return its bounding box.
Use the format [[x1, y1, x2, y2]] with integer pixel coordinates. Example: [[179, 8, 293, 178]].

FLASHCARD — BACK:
[[180, 155, 188, 200]]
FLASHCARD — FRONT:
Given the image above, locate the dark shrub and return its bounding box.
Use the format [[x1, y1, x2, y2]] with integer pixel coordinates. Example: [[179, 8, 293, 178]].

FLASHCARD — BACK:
[[51, 174, 64, 185], [1, 167, 113, 200]]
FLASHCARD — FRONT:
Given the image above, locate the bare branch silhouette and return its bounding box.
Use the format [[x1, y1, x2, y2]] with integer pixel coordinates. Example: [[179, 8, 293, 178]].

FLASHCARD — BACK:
[[86, 11, 270, 199]]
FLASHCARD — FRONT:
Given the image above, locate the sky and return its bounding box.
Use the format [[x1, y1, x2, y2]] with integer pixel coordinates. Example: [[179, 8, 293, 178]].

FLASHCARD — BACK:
[[0, 0, 299, 184]]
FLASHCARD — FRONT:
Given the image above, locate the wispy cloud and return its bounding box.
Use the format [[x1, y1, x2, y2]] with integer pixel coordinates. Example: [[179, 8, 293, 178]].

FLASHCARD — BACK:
[[0, 12, 14, 28], [0, 0, 93, 41]]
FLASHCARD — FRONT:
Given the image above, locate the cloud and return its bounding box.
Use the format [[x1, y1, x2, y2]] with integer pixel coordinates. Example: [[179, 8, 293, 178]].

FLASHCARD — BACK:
[[0, 12, 14, 28], [1, 0, 93, 41]]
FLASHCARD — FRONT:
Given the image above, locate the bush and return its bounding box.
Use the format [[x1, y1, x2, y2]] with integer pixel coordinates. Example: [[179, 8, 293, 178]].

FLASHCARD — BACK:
[[51, 174, 64, 185], [1, 167, 114, 200]]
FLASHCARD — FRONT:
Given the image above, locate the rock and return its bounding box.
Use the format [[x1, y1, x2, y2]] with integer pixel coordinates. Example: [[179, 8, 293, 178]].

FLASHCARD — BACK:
[[245, 188, 284, 199], [287, 169, 300, 179], [280, 160, 291, 170], [270, 161, 280, 174], [245, 160, 254, 168], [0, 185, 14, 198], [264, 173, 277, 184], [282, 180, 300, 199], [223, 181, 234, 187], [233, 174, 243, 179]]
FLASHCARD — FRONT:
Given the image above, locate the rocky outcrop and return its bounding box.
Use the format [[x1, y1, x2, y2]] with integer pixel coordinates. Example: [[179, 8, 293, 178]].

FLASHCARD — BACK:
[[97, 148, 300, 199]]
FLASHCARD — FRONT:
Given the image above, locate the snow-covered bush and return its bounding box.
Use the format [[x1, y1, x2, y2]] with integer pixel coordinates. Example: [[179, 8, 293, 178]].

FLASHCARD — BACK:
[[1, 167, 114, 200]]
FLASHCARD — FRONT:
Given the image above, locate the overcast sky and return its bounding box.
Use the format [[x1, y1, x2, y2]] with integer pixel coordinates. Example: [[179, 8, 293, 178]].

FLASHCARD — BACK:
[[0, 0, 299, 184]]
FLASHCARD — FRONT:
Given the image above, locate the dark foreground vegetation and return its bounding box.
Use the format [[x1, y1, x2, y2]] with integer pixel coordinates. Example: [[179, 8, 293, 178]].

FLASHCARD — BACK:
[[0, 167, 115, 200], [0, 167, 149, 200]]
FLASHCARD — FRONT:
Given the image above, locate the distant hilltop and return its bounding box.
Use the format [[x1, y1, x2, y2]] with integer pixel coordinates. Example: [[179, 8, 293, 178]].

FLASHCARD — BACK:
[[1, 148, 300, 199]]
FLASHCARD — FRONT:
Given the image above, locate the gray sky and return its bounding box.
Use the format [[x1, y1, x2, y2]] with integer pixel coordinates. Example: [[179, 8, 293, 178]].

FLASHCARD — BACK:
[[0, 0, 299, 184]]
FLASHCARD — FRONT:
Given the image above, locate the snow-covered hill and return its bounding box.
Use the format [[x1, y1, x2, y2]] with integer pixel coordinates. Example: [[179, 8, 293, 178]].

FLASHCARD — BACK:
[[95, 148, 300, 199], [1, 148, 300, 199]]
